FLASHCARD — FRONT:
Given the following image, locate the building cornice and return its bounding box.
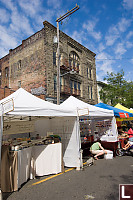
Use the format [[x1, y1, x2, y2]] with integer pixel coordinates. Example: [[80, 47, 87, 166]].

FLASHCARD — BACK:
[[43, 21, 96, 57]]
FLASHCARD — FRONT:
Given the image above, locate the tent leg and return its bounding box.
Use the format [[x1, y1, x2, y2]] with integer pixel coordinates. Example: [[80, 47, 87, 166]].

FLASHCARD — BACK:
[[0, 189, 2, 200], [76, 166, 80, 171], [76, 149, 83, 171], [80, 149, 83, 170]]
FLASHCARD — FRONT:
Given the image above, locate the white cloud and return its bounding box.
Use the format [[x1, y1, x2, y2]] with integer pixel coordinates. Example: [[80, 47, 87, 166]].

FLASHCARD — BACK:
[[0, 47, 9, 58], [47, 0, 62, 9], [18, 0, 42, 17], [83, 20, 96, 32], [40, 8, 56, 23], [0, 0, 16, 12], [96, 52, 114, 81], [0, 1, 36, 58], [0, 8, 10, 23], [126, 41, 133, 49], [105, 34, 118, 46], [130, 59, 133, 64], [126, 70, 133, 82], [96, 52, 110, 61], [117, 65, 122, 69], [122, 0, 133, 10], [0, 25, 18, 49], [118, 18, 131, 32], [70, 30, 86, 44], [83, 41, 96, 54], [9, 10, 34, 36], [83, 19, 102, 41], [105, 25, 119, 46], [0, 0, 34, 36], [98, 43, 106, 52], [18, 0, 61, 28], [93, 32, 102, 41], [114, 43, 127, 57], [0, 0, 62, 59], [126, 31, 133, 39], [105, 18, 131, 46]]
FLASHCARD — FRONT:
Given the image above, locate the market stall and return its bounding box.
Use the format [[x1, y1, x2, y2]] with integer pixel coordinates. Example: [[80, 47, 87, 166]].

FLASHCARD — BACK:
[[114, 103, 133, 124], [95, 102, 133, 154], [114, 104, 133, 142], [0, 88, 78, 191], [60, 96, 116, 158]]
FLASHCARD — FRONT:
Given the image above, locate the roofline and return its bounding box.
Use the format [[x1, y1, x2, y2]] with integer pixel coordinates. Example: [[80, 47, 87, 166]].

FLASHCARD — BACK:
[[43, 20, 96, 57], [97, 81, 107, 86]]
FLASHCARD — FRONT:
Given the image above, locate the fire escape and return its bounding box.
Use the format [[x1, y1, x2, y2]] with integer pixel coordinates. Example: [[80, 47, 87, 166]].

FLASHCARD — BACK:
[[60, 57, 81, 97]]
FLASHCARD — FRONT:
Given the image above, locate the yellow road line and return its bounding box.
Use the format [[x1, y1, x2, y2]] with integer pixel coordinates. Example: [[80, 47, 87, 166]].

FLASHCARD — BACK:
[[32, 168, 75, 186], [32, 161, 87, 186]]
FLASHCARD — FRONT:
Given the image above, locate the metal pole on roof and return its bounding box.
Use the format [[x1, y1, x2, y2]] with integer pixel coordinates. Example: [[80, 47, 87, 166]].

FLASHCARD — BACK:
[[56, 4, 79, 105]]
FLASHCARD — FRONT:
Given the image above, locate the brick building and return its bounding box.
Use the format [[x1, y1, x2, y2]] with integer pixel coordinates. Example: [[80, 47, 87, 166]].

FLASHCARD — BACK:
[[0, 21, 98, 104]]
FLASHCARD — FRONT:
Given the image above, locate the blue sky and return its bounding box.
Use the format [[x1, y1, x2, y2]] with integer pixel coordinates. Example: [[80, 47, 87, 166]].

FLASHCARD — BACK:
[[0, 0, 133, 82]]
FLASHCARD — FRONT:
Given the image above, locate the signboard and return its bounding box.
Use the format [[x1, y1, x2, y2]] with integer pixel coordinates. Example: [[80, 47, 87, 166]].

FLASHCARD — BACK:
[[1, 98, 14, 114], [3, 121, 35, 135], [77, 108, 89, 116], [119, 184, 133, 200], [119, 112, 129, 118], [31, 86, 46, 95]]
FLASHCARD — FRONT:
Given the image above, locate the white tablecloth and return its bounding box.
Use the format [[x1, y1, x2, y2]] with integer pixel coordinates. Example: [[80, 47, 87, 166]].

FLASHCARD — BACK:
[[1, 143, 62, 191], [18, 147, 32, 189], [31, 143, 62, 177]]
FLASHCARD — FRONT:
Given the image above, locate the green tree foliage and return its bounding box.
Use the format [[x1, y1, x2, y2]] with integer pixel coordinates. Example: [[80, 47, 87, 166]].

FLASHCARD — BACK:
[[99, 70, 133, 108]]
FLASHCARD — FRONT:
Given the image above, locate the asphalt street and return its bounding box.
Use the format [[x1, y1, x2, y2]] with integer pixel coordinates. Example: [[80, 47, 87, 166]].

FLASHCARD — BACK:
[[3, 156, 133, 200]]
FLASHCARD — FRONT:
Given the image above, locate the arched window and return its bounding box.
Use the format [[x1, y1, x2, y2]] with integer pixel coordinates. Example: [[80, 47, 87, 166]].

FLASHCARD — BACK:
[[5, 67, 9, 78], [69, 51, 80, 73]]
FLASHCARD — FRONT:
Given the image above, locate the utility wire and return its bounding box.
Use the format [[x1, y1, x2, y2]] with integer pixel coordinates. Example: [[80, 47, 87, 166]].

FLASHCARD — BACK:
[[96, 58, 133, 60]]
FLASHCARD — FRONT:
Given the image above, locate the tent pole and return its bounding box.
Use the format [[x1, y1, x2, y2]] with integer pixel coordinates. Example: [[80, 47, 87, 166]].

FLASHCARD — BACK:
[[0, 105, 3, 200], [76, 115, 83, 170]]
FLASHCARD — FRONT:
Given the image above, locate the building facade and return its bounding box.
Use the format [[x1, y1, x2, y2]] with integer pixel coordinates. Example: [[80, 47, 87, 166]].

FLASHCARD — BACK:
[[0, 21, 98, 104]]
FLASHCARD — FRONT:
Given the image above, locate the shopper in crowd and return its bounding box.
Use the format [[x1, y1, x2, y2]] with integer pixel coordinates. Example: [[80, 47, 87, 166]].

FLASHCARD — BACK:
[[90, 138, 107, 160], [123, 139, 133, 150]]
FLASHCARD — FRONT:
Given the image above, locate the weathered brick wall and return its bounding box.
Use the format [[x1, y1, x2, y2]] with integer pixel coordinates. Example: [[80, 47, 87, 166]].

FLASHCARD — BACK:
[[43, 21, 98, 104], [0, 87, 15, 100], [9, 29, 47, 95], [43, 22, 55, 98], [0, 54, 10, 88], [80, 50, 98, 104]]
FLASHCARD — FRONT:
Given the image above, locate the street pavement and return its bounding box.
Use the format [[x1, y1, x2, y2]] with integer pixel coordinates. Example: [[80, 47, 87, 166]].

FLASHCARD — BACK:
[[3, 156, 133, 200]]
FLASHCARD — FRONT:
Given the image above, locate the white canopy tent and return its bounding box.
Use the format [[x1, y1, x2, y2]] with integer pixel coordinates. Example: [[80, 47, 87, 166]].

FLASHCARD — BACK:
[[60, 96, 117, 167], [60, 96, 114, 118], [0, 88, 76, 117], [0, 89, 81, 169], [0, 90, 115, 170]]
